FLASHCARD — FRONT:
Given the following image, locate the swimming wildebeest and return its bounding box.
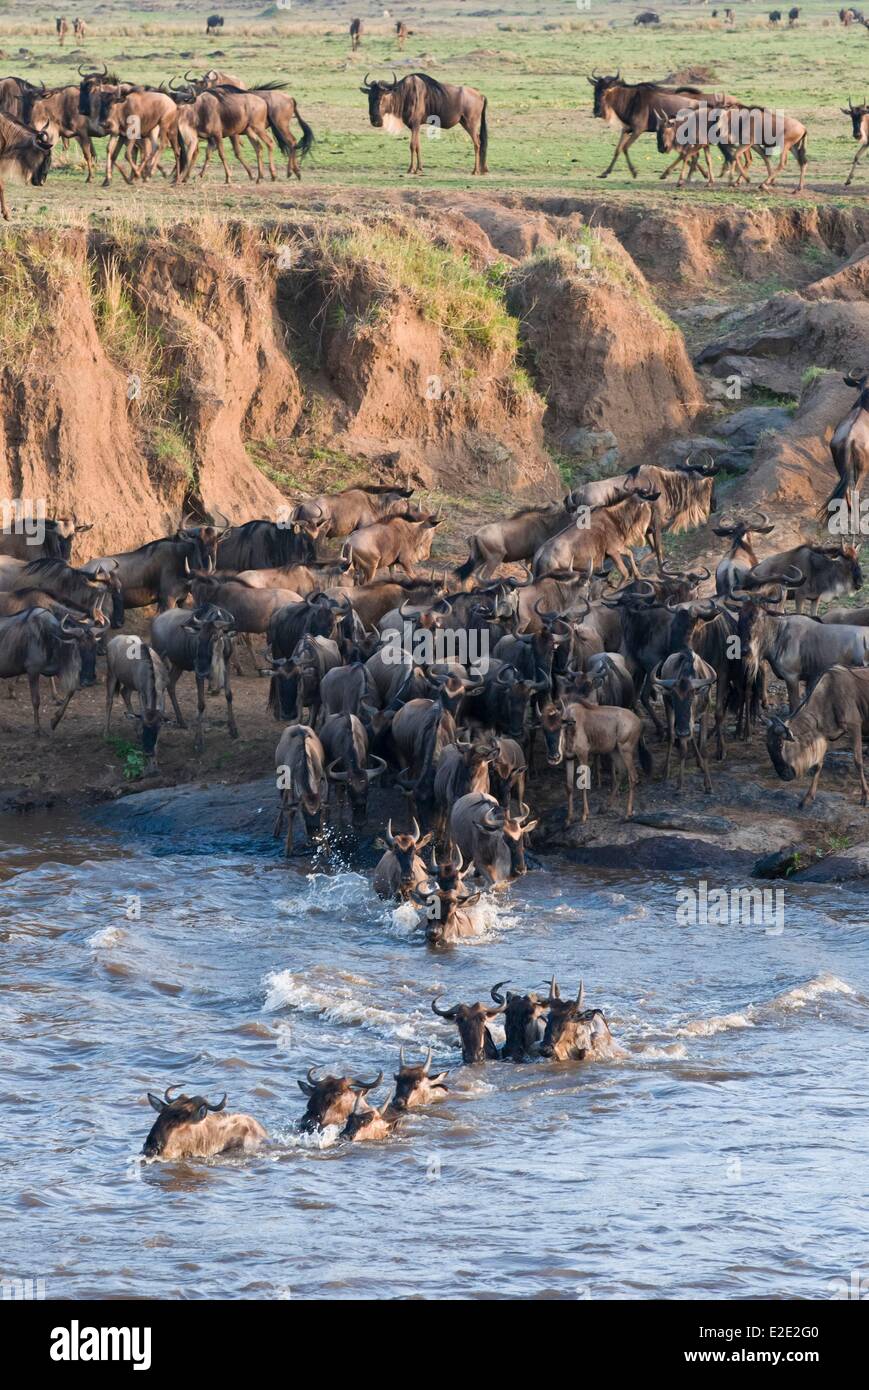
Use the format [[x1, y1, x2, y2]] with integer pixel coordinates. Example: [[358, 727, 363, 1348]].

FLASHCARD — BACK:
[[297, 1067, 384, 1132], [449, 792, 538, 886], [143, 1086, 266, 1160], [373, 818, 433, 900], [361, 71, 489, 175], [766, 665, 869, 808], [843, 103, 869, 187], [0, 109, 52, 220], [822, 371, 869, 516], [390, 1046, 449, 1111], [490, 981, 549, 1062], [350, 18, 364, 51], [431, 991, 505, 1064], [539, 978, 620, 1062]]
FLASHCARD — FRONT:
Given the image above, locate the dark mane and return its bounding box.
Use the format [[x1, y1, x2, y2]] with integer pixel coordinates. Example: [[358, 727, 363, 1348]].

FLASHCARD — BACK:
[[408, 71, 451, 100], [507, 502, 561, 519], [336, 483, 411, 496], [22, 558, 75, 579]]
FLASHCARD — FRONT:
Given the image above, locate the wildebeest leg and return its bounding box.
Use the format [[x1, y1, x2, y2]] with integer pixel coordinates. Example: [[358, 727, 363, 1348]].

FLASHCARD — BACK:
[[284, 805, 296, 856], [103, 134, 120, 186], [28, 674, 41, 734], [459, 113, 482, 175], [223, 666, 239, 740], [0, 176, 10, 221], [565, 759, 575, 825], [194, 675, 207, 754], [845, 142, 868, 187], [409, 125, 422, 175], [622, 748, 637, 819], [50, 689, 76, 732], [228, 135, 255, 180], [261, 129, 277, 181], [694, 718, 712, 794], [105, 672, 118, 735], [659, 152, 687, 181], [166, 669, 186, 729], [852, 725, 868, 807], [640, 673, 664, 738], [799, 758, 826, 809], [600, 128, 638, 178], [77, 133, 95, 183], [664, 704, 675, 780], [246, 130, 267, 183]]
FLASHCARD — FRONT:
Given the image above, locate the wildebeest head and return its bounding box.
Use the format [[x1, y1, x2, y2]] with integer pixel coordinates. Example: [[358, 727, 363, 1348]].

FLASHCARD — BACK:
[[383, 817, 433, 899], [540, 696, 568, 764], [539, 977, 613, 1061], [652, 654, 715, 740], [91, 559, 124, 628], [297, 1066, 384, 1133], [390, 1045, 449, 1112], [494, 662, 549, 739], [342, 1089, 395, 1143], [143, 1084, 227, 1158], [491, 981, 549, 1062], [765, 712, 801, 782], [1, 113, 53, 188], [586, 71, 622, 119], [360, 71, 401, 129], [183, 603, 235, 686], [842, 103, 869, 141], [326, 749, 387, 825], [431, 993, 504, 1063], [487, 801, 538, 876]]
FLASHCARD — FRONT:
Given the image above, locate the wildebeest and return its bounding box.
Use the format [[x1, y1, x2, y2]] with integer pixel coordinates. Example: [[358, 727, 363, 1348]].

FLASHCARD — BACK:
[[274, 723, 326, 851], [652, 649, 717, 793], [490, 981, 549, 1062], [342, 1090, 399, 1143], [206, 14, 225, 36], [361, 71, 489, 175], [83, 532, 220, 612], [822, 372, 869, 519], [843, 103, 869, 187], [413, 875, 484, 946], [104, 635, 170, 773], [297, 1066, 383, 1132], [350, 18, 364, 51], [449, 792, 538, 886], [455, 501, 573, 582], [19, 81, 97, 182], [0, 109, 52, 220], [540, 697, 651, 823], [568, 462, 716, 564], [395, 21, 413, 50], [390, 1046, 449, 1112], [9, 557, 121, 626], [176, 87, 279, 185], [73, 17, 85, 39], [766, 665, 869, 807], [736, 592, 869, 712], [391, 694, 458, 823], [539, 979, 620, 1062], [588, 73, 713, 180], [769, 9, 782, 22], [0, 513, 92, 562], [788, 6, 800, 23], [0, 607, 93, 731], [57, 17, 69, 46], [294, 483, 415, 539], [151, 604, 238, 753], [343, 512, 441, 585], [713, 510, 776, 597], [634, 10, 660, 24], [217, 518, 317, 571], [265, 633, 342, 724], [431, 991, 505, 1064], [320, 712, 386, 825], [532, 489, 659, 581], [432, 739, 495, 843], [745, 543, 861, 615], [143, 1086, 266, 1160], [373, 818, 433, 900], [101, 89, 181, 185]]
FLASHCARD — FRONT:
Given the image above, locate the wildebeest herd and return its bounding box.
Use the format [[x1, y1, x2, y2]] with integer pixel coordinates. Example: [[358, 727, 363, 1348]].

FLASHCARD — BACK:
[[4, 34, 869, 214], [4, 375, 869, 1157]]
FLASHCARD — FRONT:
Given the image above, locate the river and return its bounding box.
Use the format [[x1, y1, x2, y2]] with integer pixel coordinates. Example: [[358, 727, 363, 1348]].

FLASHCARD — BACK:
[[1, 802, 867, 1300]]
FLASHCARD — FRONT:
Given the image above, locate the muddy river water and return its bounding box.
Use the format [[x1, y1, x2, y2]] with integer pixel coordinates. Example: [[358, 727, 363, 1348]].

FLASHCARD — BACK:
[[1, 801, 867, 1300]]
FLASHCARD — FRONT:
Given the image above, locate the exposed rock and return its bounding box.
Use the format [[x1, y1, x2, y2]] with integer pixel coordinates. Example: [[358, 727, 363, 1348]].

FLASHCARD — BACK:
[[803, 243, 869, 303], [717, 406, 793, 450], [506, 234, 703, 462], [790, 843, 869, 882]]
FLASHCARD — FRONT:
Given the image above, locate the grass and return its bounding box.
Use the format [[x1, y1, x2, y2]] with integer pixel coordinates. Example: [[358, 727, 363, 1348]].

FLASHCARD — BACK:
[[0, 1, 867, 225], [317, 219, 520, 357], [0, 237, 88, 370], [105, 734, 147, 781]]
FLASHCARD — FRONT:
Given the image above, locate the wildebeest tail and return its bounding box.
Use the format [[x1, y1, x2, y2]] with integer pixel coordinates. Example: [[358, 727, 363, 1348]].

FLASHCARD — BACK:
[[295, 108, 314, 158], [454, 537, 479, 581], [177, 117, 192, 175], [479, 97, 488, 167], [637, 735, 653, 777], [819, 470, 848, 521]]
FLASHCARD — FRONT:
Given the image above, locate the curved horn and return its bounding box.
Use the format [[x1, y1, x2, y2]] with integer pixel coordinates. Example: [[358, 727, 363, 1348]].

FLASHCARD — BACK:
[[350, 1071, 383, 1092], [490, 980, 510, 1005], [384, 818, 396, 848], [431, 996, 459, 1020], [365, 754, 387, 781], [577, 980, 586, 1009], [164, 1084, 185, 1103], [206, 1094, 227, 1112], [327, 758, 349, 783]]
